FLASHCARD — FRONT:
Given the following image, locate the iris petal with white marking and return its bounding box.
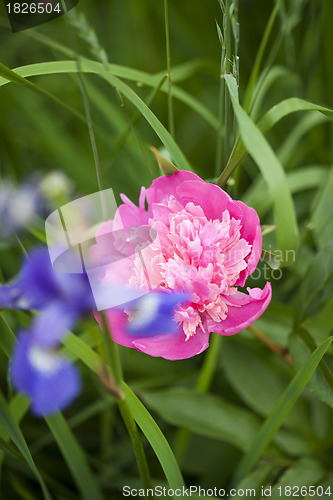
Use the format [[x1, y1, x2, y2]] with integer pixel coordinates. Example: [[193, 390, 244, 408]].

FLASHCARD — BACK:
[[10, 333, 81, 417], [125, 292, 190, 338]]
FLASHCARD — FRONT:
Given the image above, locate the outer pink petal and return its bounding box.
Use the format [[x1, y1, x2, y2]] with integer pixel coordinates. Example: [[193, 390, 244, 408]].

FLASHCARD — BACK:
[[95, 310, 209, 360], [176, 180, 243, 221], [205, 282, 272, 336], [132, 327, 210, 360], [116, 200, 149, 229], [146, 171, 202, 207], [233, 200, 262, 287]]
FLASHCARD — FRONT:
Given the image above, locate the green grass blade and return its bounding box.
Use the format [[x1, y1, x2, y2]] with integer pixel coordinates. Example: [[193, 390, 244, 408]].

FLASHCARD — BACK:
[[295, 240, 333, 322], [219, 98, 333, 184], [142, 389, 261, 452], [45, 413, 104, 500], [0, 60, 217, 133], [0, 313, 16, 358], [222, 74, 299, 266], [0, 390, 51, 500], [124, 383, 185, 491], [62, 331, 101, 371], [0, 61, 84, 122], [232, 335, 333, 485], [63, 334, 184, 491], [243, 0, 283, 111], [0, 60, 192, 171], [290, 329, 333, 409], [250, 65, 300, 121], [258, 97, 333, 133], [311, 167, 333, 248], [243, 166, 328, 217]]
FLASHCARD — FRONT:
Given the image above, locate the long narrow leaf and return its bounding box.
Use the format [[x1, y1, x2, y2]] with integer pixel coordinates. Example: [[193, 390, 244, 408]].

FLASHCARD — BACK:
[[0, 390, 51, 500], [0, 60, 217, 137], [0, 313, 16, 358], [142, 389, 261, 452], [0, 61, 84, 121], [223, 74, 299, 266], [233, 335, 333, 485], [290, 330, 333, 409], [219, 98, 333, 184], [46, 413, 104, 500], [124, 383, 185, 491]]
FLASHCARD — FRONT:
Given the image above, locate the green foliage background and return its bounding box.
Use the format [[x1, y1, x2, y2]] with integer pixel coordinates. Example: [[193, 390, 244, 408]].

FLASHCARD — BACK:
[[0, 0, 333, 498]]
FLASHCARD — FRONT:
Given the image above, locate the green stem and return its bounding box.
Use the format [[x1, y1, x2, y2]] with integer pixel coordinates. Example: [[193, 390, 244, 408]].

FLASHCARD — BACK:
[[100, 313, 123, 388], [224, 0, 233, 168], [214, 50, 225, 176], [164, 0, 175, 138], [61, 0, 104, 194], [243, 0, 283, 112], [175, 334, 223, 462], [196, 333, 223, 393], [100, 314, 153, 491], [118, 399, 153, 491]]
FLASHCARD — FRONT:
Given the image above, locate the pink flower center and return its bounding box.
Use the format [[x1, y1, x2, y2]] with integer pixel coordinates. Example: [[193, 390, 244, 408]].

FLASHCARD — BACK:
[[129, 196, 251, 340]]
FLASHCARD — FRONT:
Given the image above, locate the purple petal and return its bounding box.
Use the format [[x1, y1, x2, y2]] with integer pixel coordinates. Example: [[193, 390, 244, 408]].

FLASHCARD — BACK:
[[97, 309, 210, 360], [10, 332, 81, 417], [0, 285, 22, 309], [0, 247, 94, 318], [0, 248, 60, 310], [19, 248, 61, 309], [125, 292, 190, 338], [31, 358, 81, 417], [31, 302, 78, 348], [10, 333, 37, 395]]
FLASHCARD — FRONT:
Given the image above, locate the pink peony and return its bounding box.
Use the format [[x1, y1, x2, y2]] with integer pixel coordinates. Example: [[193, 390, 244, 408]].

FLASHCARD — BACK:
[[95, 171, 272, 360]]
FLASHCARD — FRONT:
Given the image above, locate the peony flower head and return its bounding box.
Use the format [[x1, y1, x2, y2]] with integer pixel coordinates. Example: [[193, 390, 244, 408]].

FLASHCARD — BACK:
[[95, 171, 272, 360]]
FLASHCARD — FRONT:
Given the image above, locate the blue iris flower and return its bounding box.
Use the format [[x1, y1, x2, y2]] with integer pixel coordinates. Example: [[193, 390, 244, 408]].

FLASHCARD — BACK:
[[10, 333, 81, 417], [0, 247, 94, 416], [0, 246, 189, 416], [124, 292, 189, 338], [0, 247, 94, 347]]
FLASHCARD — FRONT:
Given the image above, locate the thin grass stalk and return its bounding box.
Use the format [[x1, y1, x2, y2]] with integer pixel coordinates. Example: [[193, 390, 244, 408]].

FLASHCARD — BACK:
[[174, 334, 223, 463], [114, 90, 154, 177], [100, 314, 153, 491], [164, 0, 175, 138], [231, 0, 239, 147], [60, 2, 104, 194], [223, 0, 233, 168], [107, 76, 167, 172], [214, 31, 225, 177], [243, 0, 283, 112]]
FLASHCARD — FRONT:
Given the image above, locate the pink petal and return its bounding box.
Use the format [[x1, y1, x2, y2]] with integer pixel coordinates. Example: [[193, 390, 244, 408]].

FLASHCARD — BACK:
[[133, 326, 210, 360], [95, 310, 209, 360], [147, 171, 202, 207], [232, 200, 262, 287], [176, 180, 243, 222], [205, 282, 272, 336]]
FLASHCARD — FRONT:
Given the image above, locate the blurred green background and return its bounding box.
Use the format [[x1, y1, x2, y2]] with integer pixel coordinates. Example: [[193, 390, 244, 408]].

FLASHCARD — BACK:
[[0, 0, 333, 498]]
